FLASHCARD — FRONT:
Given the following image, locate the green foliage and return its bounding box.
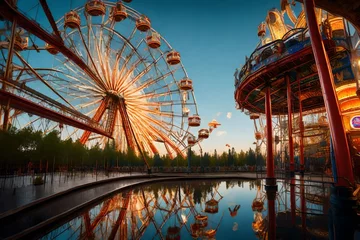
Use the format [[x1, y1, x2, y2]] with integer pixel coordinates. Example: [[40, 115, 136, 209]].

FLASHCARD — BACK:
[[0, 127, 265, 170]]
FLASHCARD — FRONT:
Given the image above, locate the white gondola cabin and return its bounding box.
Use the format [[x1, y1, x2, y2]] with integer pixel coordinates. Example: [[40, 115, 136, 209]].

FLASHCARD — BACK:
[[188, 115, 201, 127], [112, 2, 127, 22], [146, 32, 161, 48], [166, 50, 181, 65], [179, 77, 192, 91], [136, 15, 151, 32], [64, 11, 81, 28], [85, 0, 106, 16], [198, 129, 209, 139], [188, 136, 196, 146]]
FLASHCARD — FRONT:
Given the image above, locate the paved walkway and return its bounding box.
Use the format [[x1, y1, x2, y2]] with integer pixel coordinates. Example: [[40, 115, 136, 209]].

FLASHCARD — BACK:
[[0, 171, 144, 215]]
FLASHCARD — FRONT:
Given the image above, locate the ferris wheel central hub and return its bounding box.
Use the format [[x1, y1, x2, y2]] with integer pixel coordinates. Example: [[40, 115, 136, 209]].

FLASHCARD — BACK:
[[106, 90, 123, 100]]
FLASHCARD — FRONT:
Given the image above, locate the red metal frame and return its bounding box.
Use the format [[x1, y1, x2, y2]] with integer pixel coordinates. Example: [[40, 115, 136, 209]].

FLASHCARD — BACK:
[[265, 87, 274, 178], [118, 98, 136, 152], [80, 99, 108, 144], [0, 89, 111, 137], [119, 98, 151, 170], [39, 0, 63, 41], [305, 0, 354, 186], [235, 46, 314, 114]]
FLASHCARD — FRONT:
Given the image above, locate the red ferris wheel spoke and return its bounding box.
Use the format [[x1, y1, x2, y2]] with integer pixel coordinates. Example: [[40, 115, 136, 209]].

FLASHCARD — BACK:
[[80, 99, 107, 144]]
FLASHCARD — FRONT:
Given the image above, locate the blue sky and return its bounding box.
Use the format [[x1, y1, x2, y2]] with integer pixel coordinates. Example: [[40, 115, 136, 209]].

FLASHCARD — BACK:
[[16, 0, 287, 154]]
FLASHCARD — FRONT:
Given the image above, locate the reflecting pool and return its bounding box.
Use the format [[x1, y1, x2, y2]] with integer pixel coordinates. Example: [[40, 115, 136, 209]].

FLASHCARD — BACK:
[[41, 179, 334, 239]]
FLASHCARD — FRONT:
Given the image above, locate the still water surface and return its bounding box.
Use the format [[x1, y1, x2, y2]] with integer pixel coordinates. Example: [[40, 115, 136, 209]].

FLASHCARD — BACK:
[[41, 179, 331, 239]]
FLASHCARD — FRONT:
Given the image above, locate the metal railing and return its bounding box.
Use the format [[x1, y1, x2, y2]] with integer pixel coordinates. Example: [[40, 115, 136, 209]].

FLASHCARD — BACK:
[[234, 28, 350, 89]]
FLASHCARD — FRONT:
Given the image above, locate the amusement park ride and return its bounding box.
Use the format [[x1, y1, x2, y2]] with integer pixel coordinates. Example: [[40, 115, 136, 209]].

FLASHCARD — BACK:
[[235, 0, 360, 180], [0, 0, 220, 168], [235, 0, 360, 238]]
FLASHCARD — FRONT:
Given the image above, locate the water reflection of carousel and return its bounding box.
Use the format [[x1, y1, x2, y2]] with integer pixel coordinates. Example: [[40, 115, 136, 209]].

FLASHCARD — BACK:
[[255, 179, 330, 239]]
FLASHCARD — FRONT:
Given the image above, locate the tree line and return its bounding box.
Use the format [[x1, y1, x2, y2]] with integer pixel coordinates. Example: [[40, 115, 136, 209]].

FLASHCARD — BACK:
[[0, 127, 265, 173]]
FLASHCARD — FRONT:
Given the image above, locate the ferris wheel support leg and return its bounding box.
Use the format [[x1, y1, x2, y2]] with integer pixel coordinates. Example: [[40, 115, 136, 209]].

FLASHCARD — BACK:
[[305, 0, 355, 187], [286, 75, 295, 177]]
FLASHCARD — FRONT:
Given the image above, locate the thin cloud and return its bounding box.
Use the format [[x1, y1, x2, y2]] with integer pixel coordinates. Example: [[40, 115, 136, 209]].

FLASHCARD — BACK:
[[227, 112, 232, 119], [216, 131, 227, 136], [216, 112, 221, 117]]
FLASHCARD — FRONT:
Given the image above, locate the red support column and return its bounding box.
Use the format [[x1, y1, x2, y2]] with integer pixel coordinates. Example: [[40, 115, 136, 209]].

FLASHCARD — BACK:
[[298, 82, 305, 174], [265, 85, 278, 240], [304, 0, 354, 186], [265, 86, 274, 178], [286, 76, 295, 174]]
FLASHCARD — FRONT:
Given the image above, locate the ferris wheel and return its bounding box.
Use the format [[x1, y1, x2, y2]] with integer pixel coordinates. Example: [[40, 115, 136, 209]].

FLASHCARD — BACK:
[[247, 111, 282, 158], [0, 0, 203, 159], [248, 112, 267, 153]]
